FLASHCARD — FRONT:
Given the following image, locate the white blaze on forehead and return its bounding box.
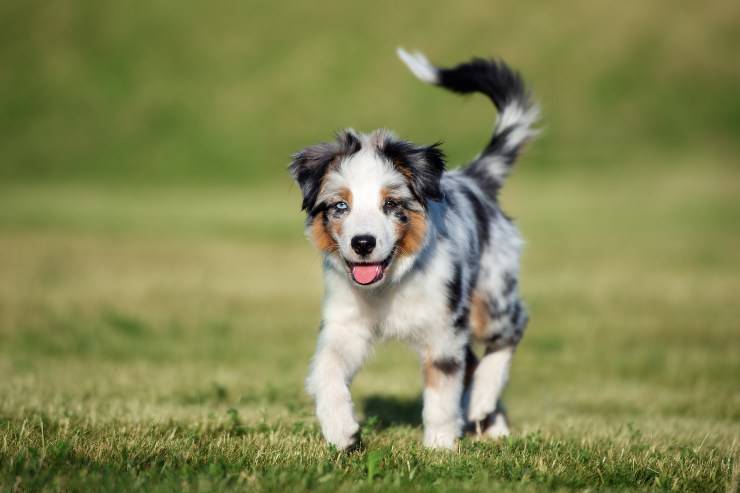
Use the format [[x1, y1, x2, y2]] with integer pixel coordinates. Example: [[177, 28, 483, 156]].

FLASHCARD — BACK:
[[341, 150, 406, 206], [319, 148, 407, 206]]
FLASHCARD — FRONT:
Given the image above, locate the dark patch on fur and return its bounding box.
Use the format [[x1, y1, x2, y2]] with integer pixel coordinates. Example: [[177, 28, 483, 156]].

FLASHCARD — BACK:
[[448, 256, 482, 332], [510, 300, 528, 337], [378, 138, 446, 206], [487, 296, 505, 320], [463, 345, 478, 388], [289, 131, 361, 214], [510, 301, 521, 328], [460, 185, 490, 252], [487, 332, 503, 346], [503, 272, 517, 296], [432, 357, 462, 375], [452, 305, 470, 332], [447, 263, 463, 315], [446, 261, 474, 331]]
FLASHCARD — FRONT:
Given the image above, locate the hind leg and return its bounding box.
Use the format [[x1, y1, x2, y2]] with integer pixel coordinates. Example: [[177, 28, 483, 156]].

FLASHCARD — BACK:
[[466, 279, 527, 438], [466, 346, 513, 437]]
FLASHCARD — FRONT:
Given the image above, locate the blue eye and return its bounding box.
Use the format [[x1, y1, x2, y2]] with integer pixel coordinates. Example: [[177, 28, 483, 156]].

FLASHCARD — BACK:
[[335, 201, 348, 211]]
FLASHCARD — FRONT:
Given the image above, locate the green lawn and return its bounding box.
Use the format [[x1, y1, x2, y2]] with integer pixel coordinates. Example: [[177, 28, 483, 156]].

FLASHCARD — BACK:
[[1, 159, 738, 492], [2, 0, 740, 490]]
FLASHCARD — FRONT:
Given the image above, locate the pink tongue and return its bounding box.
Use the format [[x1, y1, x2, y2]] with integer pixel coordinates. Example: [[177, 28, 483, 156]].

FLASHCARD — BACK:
[[352, 264, 382, 285]]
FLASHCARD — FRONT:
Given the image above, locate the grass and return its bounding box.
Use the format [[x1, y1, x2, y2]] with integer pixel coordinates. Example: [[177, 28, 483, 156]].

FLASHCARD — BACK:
[[2, 0, 740, 490], [1, 159, 739, 491]]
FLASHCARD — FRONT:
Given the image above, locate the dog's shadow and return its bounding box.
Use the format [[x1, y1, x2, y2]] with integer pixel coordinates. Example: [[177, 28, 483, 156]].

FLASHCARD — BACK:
[[361, 394, 423, 429]]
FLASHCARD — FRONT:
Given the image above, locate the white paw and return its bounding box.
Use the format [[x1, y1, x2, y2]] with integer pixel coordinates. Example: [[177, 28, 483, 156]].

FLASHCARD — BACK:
[[423, 427, 459, 450], [467, 394, 496, 423], [484, 414, 510, 439], [319, 411, 359, 450]]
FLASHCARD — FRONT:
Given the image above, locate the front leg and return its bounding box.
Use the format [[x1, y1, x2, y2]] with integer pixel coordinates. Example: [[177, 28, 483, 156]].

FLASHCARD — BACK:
[[306, 322, 372, 450], [421, 344, 466, 449]]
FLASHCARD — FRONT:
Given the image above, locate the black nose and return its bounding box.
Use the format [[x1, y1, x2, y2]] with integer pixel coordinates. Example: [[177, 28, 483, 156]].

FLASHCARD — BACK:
[[351, 235, 376, 256]]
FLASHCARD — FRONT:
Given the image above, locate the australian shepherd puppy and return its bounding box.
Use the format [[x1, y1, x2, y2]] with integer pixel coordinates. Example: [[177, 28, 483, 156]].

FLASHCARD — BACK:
[[289, 49, 539, 450]]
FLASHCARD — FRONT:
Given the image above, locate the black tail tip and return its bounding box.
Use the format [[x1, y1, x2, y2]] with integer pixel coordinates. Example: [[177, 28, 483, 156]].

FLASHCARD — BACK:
[[437, 57, 529, 111]]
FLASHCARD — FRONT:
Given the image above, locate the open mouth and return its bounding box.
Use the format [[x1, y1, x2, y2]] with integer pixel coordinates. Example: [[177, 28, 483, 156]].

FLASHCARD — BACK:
[[347, 257, 392, 286]]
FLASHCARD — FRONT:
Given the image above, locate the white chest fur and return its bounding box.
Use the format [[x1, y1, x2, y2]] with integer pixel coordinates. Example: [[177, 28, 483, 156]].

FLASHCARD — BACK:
[[322, 245, 454, 346]]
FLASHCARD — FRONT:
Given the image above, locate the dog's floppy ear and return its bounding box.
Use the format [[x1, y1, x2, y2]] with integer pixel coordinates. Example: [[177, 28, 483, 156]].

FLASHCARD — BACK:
[[289, 130, 361, 213], [379, 138, 446, 205]]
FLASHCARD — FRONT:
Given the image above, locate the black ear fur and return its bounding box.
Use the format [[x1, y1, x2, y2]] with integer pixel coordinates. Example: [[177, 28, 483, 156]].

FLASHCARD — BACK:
[[379, 138, 446, 205], [288, 131, 361, 213]]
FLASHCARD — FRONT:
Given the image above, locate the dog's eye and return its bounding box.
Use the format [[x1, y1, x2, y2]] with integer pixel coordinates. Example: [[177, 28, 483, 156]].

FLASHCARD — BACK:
[[334, 201, 349, 211], [383, 199, 399, 211]]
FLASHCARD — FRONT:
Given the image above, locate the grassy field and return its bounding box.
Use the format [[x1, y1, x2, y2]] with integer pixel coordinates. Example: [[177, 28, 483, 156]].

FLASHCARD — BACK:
[[2, 0, 740, 491], [1, 159, 739, 491]]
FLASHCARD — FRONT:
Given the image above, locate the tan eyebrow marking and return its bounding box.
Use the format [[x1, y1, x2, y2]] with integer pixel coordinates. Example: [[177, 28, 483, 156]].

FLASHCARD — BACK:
[[338, 187, 352, 206]]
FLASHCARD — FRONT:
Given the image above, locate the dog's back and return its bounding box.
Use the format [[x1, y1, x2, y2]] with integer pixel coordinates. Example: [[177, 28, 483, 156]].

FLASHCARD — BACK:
[[398, 50, 538, 434]]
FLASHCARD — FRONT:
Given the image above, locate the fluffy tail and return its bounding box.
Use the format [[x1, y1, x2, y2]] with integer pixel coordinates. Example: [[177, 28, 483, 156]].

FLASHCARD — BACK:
[[397, 48, 539, 195]]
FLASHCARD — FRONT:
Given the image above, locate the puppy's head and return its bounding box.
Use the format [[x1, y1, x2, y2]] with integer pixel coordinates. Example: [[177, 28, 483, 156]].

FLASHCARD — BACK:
[[289, 129, 445, 288]]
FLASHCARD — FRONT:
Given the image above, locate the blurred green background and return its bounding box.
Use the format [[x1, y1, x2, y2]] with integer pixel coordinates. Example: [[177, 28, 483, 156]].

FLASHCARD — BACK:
[[1, 1, 739, 491], [2, 1, 738, 184]]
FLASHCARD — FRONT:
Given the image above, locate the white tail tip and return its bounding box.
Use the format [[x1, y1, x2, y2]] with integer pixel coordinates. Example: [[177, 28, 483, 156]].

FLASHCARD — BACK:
[[396, 47, 438, 85]]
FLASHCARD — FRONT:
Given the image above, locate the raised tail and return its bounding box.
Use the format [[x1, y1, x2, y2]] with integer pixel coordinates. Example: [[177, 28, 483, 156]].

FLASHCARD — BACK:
[[397, 48, 539, 196]]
